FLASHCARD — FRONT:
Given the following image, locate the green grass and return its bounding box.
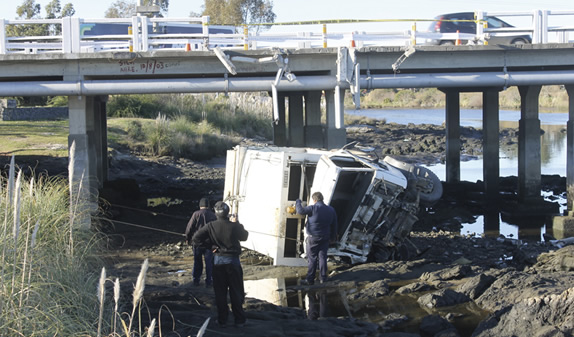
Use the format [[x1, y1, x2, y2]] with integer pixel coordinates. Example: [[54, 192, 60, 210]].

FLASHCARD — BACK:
[[0, 120, 69, 157]]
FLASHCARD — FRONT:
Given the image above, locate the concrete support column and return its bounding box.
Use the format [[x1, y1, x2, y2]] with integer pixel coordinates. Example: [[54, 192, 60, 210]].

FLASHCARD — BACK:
[[304, 91, 324, 148], [288, 93, 305, 147], [68, 95, 99, 228], [518, 85, 542, 203], [483, 89, 500, 201], [273, 92, 287, 146], [444, 90, 461, 183], [325, 87, 346, 149], [566, 85, 574, 211]]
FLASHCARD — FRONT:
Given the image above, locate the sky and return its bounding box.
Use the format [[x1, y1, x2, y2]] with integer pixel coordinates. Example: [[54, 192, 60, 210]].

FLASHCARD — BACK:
[[1, 0, 573, 34]]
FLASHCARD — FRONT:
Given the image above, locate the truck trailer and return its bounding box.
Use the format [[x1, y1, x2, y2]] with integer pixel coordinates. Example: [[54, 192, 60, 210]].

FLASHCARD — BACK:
[[223, 143, 442, 266]]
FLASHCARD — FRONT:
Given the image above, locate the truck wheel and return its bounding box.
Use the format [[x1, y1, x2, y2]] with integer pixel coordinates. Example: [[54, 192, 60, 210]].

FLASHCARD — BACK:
[[382, 156, 443, 206]]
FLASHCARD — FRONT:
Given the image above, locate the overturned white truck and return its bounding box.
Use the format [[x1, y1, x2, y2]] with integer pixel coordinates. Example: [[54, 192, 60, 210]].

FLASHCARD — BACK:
[[223, 144, 442, 266]]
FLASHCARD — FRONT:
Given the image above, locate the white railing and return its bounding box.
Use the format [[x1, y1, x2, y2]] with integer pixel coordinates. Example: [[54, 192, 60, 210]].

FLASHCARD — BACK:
[[0, 10, 573, 55]]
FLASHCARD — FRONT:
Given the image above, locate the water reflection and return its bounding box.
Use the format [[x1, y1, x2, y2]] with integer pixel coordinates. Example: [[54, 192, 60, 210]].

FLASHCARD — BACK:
[[244, 277, 488, 336]]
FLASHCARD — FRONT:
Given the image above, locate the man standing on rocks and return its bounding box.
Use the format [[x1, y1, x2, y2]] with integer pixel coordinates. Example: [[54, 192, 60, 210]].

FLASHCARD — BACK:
[[185, 197, 217, 287], [192, 201, 249, 327], [296, 192, 338, 285]]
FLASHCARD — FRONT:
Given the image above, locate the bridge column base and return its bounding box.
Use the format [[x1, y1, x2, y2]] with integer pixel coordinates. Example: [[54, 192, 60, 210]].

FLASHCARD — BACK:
[[552, 215, 574, 239]]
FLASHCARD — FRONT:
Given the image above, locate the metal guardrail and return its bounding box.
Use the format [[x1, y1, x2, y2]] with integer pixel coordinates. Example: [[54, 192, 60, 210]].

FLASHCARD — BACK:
[[0, 10, 573, 55]]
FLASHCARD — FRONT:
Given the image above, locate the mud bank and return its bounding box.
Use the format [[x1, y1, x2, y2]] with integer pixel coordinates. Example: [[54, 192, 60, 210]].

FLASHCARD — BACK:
[[2, 121, 572, 337]]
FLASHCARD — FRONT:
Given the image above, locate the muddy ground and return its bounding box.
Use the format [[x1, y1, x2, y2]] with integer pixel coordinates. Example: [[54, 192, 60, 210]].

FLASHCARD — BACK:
[[3, 122, 573, 337]]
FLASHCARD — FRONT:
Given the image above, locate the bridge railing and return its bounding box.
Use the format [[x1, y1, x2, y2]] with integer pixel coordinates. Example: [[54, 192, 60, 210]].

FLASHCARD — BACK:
[[1, 10, 574, 55]]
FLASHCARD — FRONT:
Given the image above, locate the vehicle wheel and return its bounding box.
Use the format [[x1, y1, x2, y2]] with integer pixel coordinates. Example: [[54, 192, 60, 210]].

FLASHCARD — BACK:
[[511, 38, 528, 45], [382, 156, 443, 206]]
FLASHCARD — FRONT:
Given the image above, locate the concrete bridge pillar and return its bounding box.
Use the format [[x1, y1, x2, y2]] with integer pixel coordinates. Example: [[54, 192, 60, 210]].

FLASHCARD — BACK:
[[273, 92, 287, 146], [288, 92, 305, 147], [304, 91, 324, 148], [518, 85, 542, 203], [68, 95, 108, 227], [325, 87, 347, 149], [444, 89, 461, 183], [565, 85, 574, 211], [483, 89, 500, 201], [551, 85, 574, 238]]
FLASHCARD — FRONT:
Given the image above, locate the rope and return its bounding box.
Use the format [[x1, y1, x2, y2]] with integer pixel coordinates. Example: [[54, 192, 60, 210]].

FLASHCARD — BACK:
[[109, 203, 188, 220], [98, 217, 186, 237]]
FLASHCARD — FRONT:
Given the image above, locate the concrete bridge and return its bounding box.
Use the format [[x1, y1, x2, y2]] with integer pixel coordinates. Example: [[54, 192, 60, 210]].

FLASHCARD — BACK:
[[2, 37, 574, 232]]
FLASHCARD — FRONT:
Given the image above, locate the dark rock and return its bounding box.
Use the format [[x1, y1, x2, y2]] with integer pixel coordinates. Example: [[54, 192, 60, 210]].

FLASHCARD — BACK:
[[417, 289, 470, 309], [472, 287, 574, 337], [396, 282, 436, 294], [420, 265, 473, 283], [419, 314, 460, 337], [455, 273, 496, 300]]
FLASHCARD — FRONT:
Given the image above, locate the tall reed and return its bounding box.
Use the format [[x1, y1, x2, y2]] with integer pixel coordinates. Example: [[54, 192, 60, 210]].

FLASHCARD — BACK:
[[0, 157, 102, 336]]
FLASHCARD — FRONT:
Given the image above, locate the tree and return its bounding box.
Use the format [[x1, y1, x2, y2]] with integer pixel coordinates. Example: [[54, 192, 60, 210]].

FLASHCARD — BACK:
[[202, 0, 275, 32], [105, 0, 169, 18], [105, 0, 137, 18]]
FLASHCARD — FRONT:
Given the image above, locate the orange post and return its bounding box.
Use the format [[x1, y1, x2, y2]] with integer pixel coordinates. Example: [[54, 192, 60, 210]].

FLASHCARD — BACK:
[[455, 30, 461, 45]]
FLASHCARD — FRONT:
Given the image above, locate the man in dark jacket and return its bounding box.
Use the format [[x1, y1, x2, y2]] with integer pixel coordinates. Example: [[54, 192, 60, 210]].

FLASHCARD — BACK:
[[296, 191, 338, 285], [185, 197, 217, 287], [192, 201, 249, 327]]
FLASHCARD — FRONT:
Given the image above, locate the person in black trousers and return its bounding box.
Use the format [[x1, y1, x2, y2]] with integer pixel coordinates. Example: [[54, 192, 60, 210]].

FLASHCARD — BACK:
[[296, 191, 338, 285], [192, 201, 249, 327], [185, 197, 217, 287]]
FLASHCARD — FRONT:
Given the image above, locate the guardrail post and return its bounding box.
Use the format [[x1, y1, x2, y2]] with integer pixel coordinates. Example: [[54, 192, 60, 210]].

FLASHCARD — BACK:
[[140, 16, 149, 51], [131, 16, 141, 52], [475, 11, 486, 45], [202, 15, 210, 50], [243, 24, 248, 50], [322, 24, 327, 48], [0, 19, 6, 54], [532, 10, 541, 44], [541, 10, 549, 44], [410, 23, 416, 46]]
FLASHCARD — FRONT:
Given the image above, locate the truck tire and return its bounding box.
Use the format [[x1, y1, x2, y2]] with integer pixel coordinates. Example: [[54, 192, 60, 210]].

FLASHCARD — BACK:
[[382, 156, 443, 206]]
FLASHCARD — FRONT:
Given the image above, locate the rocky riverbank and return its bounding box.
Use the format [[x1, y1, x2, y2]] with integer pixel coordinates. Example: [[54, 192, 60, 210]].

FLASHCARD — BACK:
[[3, 121, 572, 337]]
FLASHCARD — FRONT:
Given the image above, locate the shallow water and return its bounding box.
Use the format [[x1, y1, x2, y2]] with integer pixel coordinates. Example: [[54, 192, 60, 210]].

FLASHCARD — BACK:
[[347, 108, 569, 241], [244, 277, 489, 337]]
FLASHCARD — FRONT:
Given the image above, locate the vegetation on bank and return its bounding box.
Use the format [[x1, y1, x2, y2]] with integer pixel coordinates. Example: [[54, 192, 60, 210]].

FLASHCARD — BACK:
[[350, 85, 570, 111], [107, 93, 273, 159], [0, 158, 102, 336]]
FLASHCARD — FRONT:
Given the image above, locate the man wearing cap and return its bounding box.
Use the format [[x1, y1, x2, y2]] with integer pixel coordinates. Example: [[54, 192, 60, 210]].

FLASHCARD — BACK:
[[185, 197, 217, 287], [192, 201, 249, 327]]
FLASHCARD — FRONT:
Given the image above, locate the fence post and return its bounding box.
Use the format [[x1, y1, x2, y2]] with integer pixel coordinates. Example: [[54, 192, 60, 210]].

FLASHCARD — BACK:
[[410, 22, 416, 46], [202, 15, 210, 50], [0, 19, 6, 54], [322, 24, 327, 48]]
